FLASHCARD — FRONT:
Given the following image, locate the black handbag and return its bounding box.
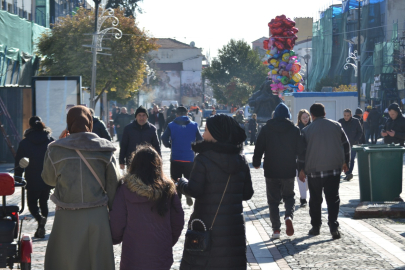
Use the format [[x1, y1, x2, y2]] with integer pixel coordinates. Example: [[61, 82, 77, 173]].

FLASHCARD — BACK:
[[184, 174, 231, 252]]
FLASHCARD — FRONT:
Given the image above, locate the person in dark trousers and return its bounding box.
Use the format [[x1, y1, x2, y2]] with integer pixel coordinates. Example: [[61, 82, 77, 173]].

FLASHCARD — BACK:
[[353, 108, 365, 144], [162, 106, 202, 207], [149, 105, 165, 146], [111, 104, 117, 120], [367, 107, 383, 144], [381, 103, 405, 146], [119, 106, 161, 170], [114, 107, 133, 142], [177, 114, 253, 270], [298, 103, 350, 240], [89, 108, 112, 141], [164, 109, 176, 130], [253, 103, 305, 239], [338, 109, 362, 181], [248, 113, 258, 145], [15, 116, 55, 238]]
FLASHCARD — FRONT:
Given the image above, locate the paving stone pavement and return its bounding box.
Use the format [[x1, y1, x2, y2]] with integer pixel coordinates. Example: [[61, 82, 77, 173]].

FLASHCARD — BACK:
[[2, 142, 405, 269]]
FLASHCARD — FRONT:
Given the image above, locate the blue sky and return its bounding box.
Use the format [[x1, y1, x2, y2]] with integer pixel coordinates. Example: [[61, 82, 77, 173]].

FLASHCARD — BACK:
[[136, 0, 343, 58]]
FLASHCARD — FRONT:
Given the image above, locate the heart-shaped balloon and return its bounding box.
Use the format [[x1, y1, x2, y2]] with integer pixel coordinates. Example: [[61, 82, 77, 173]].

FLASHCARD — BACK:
[[274, 41, 285, 50], [292, 27, 299, 34], [263, 40, 269, 50]]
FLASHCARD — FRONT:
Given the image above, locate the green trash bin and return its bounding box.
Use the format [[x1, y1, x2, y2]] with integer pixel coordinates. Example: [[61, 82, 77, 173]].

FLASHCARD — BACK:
[[363, 144, 405, 201], [352, 144, 373, 202]]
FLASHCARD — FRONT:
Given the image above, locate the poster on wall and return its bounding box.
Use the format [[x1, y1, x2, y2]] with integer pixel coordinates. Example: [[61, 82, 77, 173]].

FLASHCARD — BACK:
[[181, 71, 203, 106], [153, 71, 181, 104], [32, 76, 81, 138]]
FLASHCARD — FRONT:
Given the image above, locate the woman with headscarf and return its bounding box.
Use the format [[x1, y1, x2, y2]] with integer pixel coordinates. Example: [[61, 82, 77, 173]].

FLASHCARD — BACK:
[[41, 106, 120, 270], [381, 103, 405, 146], [177, 114, 254, 270], [14, 116, 54, 238]]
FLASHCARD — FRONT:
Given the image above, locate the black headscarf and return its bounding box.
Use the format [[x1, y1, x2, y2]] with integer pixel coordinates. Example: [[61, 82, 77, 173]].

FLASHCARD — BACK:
[[388, 103, 402, 116], [206, 114, 246, 145]]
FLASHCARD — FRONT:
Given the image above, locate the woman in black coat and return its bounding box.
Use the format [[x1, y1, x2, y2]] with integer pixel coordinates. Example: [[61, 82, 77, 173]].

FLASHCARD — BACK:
[[382, 103, 405, 146], [177, 114, 254, 270], [248, 113, 258, 145], [14, 116, 54, 238]]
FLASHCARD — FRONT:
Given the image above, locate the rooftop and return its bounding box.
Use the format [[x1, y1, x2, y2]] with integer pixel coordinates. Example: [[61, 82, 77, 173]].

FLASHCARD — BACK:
[[156, 38, 199, 49]]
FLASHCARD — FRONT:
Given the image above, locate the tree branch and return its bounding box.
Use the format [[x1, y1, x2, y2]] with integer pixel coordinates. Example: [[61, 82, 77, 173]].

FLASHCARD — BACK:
[[94, 80, 112, 104]]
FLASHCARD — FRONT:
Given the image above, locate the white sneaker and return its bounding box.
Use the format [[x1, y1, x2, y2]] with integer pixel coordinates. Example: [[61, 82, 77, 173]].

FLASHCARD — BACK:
[[272, 230, 280, 239]]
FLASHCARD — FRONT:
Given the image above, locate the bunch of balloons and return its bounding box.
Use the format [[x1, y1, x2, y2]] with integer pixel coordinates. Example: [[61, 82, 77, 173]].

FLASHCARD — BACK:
[[262, 15, 304, 97]]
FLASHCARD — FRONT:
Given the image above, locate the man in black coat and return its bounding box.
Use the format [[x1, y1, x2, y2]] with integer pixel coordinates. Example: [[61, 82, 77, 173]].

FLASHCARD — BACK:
[[89, 108, 111, 141], [253, 103, 305, 239], [119, 106, 161, 169], [15, 116, 54, 238], [353, 108, 365, 144], [338, 109, 363, 181], [367, 107, 383, 144], [382, 103, 405, 146], [114, 107, 133, 142], [149, 105, 165, 146], [164, 110, 176, 130]]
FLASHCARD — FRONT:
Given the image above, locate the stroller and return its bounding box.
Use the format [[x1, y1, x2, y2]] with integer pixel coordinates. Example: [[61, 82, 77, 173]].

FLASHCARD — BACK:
[[0, 158, 33, 269]]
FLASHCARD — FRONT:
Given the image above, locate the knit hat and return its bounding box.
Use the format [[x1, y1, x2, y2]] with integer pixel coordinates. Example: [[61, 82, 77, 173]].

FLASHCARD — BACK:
[[206, 114, 246, 145], [355, 108, 363, 115], [273, 103, 291, 119], [67, 106, 93, 134], [135, 106, 149, 118]]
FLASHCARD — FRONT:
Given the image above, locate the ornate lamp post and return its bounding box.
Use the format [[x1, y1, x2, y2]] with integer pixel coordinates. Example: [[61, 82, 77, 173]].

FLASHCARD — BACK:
[[88, 6, 122, 109]]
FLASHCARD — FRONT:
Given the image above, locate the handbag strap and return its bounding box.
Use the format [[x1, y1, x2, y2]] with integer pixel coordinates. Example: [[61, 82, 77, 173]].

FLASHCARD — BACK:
[[75, 149, 107, 194], [209, 174, 231, 230]]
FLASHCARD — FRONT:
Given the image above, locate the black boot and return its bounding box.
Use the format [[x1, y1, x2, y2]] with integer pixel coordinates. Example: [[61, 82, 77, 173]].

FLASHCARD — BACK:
[[308, 226, 320, 236], [300, 198, 307, 207], [34, 216, 47, 238]]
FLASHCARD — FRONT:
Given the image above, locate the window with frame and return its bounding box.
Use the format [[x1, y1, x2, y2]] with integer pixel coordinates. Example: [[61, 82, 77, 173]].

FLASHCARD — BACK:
[[7, 3, 12, 12]]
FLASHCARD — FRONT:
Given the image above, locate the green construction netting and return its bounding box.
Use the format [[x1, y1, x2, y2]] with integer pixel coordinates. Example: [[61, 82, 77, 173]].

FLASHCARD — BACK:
[[0, 10, 49, 85], [308, 7, 333, 90], [309, 0, 397, 98]]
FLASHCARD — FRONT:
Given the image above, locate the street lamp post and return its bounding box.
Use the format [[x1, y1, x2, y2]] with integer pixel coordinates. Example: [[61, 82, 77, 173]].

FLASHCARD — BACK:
[[87, 4, 122, 109], [356, 0, 362, 107]]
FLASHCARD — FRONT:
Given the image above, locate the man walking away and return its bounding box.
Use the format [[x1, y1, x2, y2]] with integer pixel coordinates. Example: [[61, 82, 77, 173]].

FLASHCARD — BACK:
[[367, 107, 382, 144], [253, 103, 305, 239], [162, 106, 202, 206], [114, 107, 133, 142], [248, 114, 258, 145], [338, 109, 362, 181], [298, 103, 350, 240], [149, 105, 165, 146], [119, 106, 161, 170], [353, 108, 365, 144], [164, 109, 176, 131], [90, 108, 112, 141]]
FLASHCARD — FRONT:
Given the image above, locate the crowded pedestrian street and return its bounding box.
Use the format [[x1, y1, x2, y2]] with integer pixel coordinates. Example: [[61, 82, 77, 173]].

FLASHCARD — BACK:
[[2, 138, 405, 270]]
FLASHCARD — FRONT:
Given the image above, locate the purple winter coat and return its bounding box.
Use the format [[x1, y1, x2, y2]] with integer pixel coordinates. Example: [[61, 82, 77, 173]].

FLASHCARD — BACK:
[[109, 174, 184, 270]]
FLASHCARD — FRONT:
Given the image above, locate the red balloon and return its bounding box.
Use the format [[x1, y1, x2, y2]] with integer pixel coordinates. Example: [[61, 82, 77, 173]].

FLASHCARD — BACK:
[[263, 40, 269, 50], [275, 15, 286, 22], [268, 19, 275, 28], [274, 36, 284, 43], [292, 27, 299, 34], [284, 18, 296, 28], [274, 41, 285, 50], [270, 27, 284, 35]]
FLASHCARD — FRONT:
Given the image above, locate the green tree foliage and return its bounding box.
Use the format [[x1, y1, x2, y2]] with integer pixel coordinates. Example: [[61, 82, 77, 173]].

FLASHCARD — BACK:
[[218, 77, 254, 106], [314, 76, 343, 92], [106, 0, 142, 18], [203, 39, 268, 104], [36, 8, 158, 103]]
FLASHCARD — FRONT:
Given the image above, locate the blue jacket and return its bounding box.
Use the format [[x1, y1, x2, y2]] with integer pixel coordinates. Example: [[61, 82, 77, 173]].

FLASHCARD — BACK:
[[162, 116, 203, 162]]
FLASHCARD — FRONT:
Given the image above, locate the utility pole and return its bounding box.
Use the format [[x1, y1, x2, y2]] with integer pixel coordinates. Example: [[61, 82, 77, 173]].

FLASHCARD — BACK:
[[90, 0, 101, 110]]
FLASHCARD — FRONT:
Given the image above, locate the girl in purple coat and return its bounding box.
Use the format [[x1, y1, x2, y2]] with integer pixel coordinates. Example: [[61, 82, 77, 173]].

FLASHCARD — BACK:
[[110, 145, 184, 270]]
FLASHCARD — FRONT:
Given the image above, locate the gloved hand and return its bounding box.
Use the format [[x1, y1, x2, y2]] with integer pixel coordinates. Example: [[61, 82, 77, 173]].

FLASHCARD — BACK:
[[177, 177, 189, 194]]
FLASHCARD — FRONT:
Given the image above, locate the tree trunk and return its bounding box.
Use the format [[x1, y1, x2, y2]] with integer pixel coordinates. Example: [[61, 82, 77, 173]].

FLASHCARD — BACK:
[[94, 80, 112, 105]]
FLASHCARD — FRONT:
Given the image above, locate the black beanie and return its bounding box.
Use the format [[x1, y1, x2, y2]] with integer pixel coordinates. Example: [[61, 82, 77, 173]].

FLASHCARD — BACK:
[[355, 108, 363, 115], [135, 106, 148, 118], [206, 114, 246, 145]]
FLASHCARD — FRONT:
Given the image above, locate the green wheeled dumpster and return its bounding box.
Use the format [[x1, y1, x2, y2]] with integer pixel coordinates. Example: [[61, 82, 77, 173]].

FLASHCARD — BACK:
[[352, 144, 372, 202], [363, 144, 405, 201]]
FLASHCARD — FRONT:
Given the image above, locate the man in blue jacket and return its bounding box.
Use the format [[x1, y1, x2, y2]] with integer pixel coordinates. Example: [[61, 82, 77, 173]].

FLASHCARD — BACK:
[[162, 106, 202, 206]]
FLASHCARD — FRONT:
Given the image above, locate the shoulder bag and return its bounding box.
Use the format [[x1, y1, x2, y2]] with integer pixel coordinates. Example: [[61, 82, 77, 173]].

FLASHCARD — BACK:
[[184, 174, 231, 252], [75, 149, 107, 194]]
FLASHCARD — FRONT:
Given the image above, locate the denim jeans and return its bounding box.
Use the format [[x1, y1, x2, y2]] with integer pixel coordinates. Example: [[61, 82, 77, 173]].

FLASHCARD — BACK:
[[265, 178, 295, 231], [308, 175, 340, 230]]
